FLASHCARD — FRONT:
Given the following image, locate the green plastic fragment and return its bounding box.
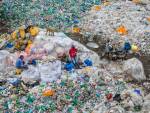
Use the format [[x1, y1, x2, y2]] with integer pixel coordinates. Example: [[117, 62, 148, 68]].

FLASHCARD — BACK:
[[72, 98, 78, 106], [134, 105, 142, 112], [67, 106, 73, 113], [26, 94, 35, 104], [66, 94, 71, 100]]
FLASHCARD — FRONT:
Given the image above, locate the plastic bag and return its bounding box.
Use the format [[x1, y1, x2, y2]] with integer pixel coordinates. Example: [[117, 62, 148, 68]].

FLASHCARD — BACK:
[[0, 50, 13, 72], [123, 58, 146, 81], [21, 65, 40, 83], [39, 60, 61, 82]]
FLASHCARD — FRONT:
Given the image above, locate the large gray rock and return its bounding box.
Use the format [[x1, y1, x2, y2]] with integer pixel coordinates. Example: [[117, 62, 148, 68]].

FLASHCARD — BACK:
[[123, 58, 146, 81]]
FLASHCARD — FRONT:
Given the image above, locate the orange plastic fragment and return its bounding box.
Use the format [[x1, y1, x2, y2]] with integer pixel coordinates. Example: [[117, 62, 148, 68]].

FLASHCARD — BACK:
[[42, 89, 55, 97], [147, 17, 150, 22], [92, 5, 101, 11], [19, 28, 25, 39], [25, 44, 32, 55], [94, 5, 101, 11], [132, 0, 140, 4], [116, 25, 128, 35], [104, 2, 110, 6]]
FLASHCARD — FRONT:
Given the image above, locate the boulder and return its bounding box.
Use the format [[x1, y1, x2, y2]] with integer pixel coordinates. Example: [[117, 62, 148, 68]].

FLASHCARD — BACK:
[[54, 46, 66, 57], [123, 58, 146, 81]]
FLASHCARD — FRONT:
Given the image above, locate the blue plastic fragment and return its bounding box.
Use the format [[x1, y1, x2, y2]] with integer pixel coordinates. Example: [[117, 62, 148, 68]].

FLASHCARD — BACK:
[[84, 59, 93, 66], [8, 78, 21, 86], [0, 86, 6, 90], [65, 62, 75, 71], [5, 42, 14, 48], [134, 89, 141, 95]]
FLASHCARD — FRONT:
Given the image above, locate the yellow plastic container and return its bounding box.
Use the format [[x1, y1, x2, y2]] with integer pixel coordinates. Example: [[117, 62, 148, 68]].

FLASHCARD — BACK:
[[29, 27, 39, 37], [28, 40, 32, 45], [72, 27, 80, 33], [15, 41, 21, 50], [19, 28, 25, 39], [16, 69, 22, 75], [131, 44, 139, 52], [11, 31, 17, 39], [19, 39, 24, 45]]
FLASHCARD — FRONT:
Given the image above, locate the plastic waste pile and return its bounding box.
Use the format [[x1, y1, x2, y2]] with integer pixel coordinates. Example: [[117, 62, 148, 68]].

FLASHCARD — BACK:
[[0, 73, 126, 112], [0, 28, 149, 113], [0, 25, 39, 52], [0, 0, 102, 31], [99, 58, 146, 81], [79, 0, 150, 55], [0, 0, 150, 112]]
